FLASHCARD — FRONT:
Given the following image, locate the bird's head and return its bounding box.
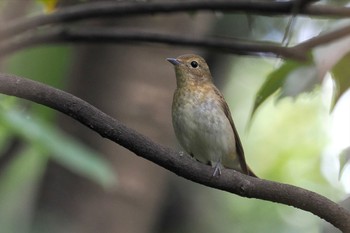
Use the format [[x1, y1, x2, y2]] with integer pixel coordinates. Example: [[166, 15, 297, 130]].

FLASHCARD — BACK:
[[167, 54, 212, 87]]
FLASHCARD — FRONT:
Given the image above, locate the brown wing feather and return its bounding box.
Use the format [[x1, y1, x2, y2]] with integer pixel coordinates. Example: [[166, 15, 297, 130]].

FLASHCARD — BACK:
[[213, 88, 249, 175]]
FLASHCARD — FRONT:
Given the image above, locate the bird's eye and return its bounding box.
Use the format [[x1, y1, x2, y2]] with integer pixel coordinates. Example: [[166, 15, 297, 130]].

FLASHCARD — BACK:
[[190, 61, 198, 68]]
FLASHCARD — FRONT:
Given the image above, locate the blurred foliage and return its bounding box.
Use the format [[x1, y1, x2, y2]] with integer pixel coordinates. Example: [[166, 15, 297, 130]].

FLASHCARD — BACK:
[[216, 14, 350, 122], [0, 106, 116, 188], [250, 22, 350, 118], [0, 45, 116, 232], [36, 0, 58, 13], [1, 44, 117, 184], [0, 145, 47, 233], [330, 52, 350, 110], [339, 147, 350, 179]]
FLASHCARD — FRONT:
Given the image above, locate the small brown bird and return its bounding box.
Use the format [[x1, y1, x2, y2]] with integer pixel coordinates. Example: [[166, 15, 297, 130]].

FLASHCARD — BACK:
[[167, 54, 256, 177]]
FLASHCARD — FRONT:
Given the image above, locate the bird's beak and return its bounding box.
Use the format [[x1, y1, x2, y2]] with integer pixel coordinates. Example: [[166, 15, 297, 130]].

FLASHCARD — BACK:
[[166, 58, 181, 66]]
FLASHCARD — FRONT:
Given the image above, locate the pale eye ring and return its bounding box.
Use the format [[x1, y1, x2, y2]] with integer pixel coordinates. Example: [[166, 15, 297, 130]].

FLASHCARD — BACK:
[[190, 61, 198, 68]]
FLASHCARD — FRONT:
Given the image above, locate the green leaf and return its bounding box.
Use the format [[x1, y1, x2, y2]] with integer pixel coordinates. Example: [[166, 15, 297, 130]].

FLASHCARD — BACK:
[[330, 52, 350, 110], [251, 59, 306, 118], [0, 96, 18, 153], [0, 109, 117, 188], [279, 65, 318, 99], [339, 146, 350, 179], [0, 146, 48, 233], [250, 52, 316, 120]]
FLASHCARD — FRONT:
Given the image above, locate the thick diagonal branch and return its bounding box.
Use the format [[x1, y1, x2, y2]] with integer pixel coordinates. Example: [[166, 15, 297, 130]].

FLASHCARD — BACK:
[[0, 73, 349, 232]]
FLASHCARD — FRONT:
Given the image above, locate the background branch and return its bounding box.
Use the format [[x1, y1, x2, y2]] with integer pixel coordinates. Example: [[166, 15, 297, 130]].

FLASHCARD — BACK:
[[0, 1, 349, 42], [2, 23, 350, 61], [295, 23, 350, 50], [0, 73, 349, 232], [0, 1, 348, 62], [0, 27, 305, 59]]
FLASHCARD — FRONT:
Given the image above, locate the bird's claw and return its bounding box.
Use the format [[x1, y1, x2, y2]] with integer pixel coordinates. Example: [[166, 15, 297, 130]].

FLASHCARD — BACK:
[[212, 162, 223, 177]]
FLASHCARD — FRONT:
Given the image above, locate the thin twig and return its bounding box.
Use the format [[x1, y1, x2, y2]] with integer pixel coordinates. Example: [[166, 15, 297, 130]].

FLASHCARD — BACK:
[[281, 0, 302, 46], [294, 22, 350, 50], [0, 73, 349, 232], [282, 0, 320, 46]]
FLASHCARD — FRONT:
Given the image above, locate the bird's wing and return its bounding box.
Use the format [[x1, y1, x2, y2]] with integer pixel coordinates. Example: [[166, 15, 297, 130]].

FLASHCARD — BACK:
[[213, 88, 249, 175]]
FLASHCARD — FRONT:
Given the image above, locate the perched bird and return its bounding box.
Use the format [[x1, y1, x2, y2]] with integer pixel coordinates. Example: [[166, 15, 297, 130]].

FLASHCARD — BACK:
[[167, 54, 256, 177]]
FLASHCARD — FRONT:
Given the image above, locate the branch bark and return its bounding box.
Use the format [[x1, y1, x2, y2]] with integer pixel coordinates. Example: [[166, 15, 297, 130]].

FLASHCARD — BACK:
[[0, 73, 349, 232]]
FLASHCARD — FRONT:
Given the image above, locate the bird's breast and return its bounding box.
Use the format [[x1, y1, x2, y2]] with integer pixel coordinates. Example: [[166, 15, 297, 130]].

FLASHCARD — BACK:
[[172, 87, 236, 163], [172, 87, 222, 127]]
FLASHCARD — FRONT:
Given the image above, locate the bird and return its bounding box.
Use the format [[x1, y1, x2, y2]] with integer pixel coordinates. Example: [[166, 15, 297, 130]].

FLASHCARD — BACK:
[[167, 54, 256, 177]]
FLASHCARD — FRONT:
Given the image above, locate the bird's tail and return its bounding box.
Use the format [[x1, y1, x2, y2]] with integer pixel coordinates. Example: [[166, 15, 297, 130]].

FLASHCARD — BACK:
[[246, 166, 258, 178]]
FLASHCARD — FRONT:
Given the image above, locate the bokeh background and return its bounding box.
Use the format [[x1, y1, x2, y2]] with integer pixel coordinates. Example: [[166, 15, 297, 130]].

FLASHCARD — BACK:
[[0, 1, 349, 233]]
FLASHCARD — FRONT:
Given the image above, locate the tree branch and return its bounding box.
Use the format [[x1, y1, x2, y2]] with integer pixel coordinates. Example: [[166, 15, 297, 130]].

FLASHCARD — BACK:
[[0, 73, 349, 232], [0, 1, 348, 61], [0, 1, 349, 41], [3, 23, 350, 61], [0, 27, 305, 60], [295, 22, 350, 50]]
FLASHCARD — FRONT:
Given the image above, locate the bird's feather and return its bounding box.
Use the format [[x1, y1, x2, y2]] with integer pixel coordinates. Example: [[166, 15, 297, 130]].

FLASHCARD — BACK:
[[213, 87, 250, 175]]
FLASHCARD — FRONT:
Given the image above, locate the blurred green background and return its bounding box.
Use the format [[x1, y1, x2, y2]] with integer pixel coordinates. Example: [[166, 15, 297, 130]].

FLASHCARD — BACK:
[[0, 1, 349, 233]]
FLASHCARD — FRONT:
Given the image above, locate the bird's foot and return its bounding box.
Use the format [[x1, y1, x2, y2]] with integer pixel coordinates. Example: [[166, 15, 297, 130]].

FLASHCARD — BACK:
[[212, 162, 223, 177]]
